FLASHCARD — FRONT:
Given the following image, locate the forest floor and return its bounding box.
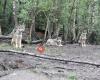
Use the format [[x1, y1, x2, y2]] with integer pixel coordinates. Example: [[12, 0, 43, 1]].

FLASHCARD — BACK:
[[0, 43, 100, 80]]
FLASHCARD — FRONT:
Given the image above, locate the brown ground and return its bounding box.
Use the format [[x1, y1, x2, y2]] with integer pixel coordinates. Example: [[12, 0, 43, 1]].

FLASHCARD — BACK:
[[0, 43, 100, 80]]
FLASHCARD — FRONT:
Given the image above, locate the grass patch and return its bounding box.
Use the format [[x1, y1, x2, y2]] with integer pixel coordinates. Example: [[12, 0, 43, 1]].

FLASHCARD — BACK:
[[0, 43, 23, 51]]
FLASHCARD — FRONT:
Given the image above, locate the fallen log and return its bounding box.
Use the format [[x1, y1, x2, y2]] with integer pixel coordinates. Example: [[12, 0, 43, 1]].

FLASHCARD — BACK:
[[0, 50, 100, 68], [32, 39, 43, 43], [0, 36, 43, 44]]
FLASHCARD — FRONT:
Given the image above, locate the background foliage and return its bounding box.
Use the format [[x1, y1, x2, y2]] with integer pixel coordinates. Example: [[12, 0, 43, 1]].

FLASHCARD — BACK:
[[0, 0, 100, 44]]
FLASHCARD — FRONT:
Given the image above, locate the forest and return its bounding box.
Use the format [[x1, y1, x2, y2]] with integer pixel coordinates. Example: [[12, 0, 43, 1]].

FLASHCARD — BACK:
[[0, 0, 100, 80], [0, 0, 100, 44]]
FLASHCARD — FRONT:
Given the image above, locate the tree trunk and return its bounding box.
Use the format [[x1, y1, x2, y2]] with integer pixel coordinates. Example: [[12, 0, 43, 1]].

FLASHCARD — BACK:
[[3, 0, 7, 15], [66, 0, 76, 42], [72, 0, 77, 42], [13, 0, 18, 27], [0, 25, 2, 35], [29, 16, 35, 41], [10, 0, 18, 36], [56, 25, 60, 39], [92, 0, 98, 28], [11, 0, 19, 46], [88, 0, 98, 31], [48, 21, 52, 39], [44, 18, 50, 41]]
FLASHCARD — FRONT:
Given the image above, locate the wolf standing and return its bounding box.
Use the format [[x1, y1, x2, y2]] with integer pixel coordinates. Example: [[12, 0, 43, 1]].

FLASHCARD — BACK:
[[78, 31, 87, 47], [11, 24, 25, 48]]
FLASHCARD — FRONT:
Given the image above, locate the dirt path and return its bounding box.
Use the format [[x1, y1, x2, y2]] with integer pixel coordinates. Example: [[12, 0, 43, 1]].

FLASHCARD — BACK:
[[0, 50, 99, 80], [23, 44, 100, 64]]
